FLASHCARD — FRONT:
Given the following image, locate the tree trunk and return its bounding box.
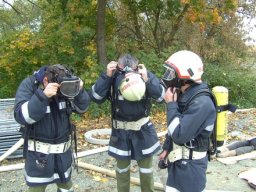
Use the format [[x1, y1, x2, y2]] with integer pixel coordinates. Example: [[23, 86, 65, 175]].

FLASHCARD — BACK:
[[97, 0, 108, 65]]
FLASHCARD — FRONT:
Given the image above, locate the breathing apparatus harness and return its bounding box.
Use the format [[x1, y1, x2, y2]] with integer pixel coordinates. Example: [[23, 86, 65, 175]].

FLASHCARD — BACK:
[[109, 66, 150, 124], [181, 88, 237, 161]]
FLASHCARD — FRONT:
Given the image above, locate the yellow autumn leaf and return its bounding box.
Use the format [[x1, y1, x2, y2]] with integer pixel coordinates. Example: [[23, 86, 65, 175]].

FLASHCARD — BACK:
[[93, 176, 102, 181]]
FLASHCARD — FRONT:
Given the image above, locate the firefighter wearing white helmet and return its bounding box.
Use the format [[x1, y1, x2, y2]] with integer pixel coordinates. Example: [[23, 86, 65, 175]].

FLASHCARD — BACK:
[[161, 50, 204, 88], [159, 50, 217, 192], [89, 54, 165, 192]]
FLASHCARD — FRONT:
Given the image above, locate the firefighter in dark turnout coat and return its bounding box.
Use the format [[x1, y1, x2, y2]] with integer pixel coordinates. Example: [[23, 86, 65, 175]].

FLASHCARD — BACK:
[[14, 64, 90, 192], [89, 54, 165, 192], [159, 50, 216, 192]]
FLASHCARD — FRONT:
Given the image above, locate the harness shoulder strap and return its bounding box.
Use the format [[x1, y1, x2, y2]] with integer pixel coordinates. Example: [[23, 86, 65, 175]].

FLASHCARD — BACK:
[[19, 76, 40, 157], [183, 89, 218, 161]]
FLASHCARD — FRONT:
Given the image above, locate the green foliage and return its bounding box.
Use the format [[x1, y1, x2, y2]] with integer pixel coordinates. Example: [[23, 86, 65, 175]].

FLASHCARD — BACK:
[[204, 63, 256, 108], [0, 0, 255, 113], [87, 101, 111, 119]]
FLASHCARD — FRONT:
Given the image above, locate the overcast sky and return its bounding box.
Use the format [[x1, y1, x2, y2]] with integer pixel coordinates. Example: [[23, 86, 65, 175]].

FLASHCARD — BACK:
[[244, 18, 256, 45]]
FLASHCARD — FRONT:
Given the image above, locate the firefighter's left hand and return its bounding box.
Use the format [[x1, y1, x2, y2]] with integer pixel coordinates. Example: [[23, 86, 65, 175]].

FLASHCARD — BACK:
[[138, 64, 148, 82], [164, 87, 178, 103]]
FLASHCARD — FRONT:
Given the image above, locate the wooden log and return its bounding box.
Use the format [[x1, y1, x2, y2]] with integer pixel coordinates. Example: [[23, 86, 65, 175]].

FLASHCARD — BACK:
[[0, 146, 109, 172], [0, 163, 24, 172], [217, 151, 256, 165], [74, 146, 108, 158], [0, 138, 24, 162], [77, 160, 164, 191]]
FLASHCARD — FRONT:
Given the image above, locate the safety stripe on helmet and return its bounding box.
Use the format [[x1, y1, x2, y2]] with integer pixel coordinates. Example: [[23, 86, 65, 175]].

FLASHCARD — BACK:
[[116, 165, 131, 173], [108, 146, 131, 156], [142, 141, 160, 155], [165, 185, 180, 192], [139, 167, 153, 174], [205, 124, 214, 131], [168, 117, 180, 135], [21, 101, 36, 124], [24, 166, 72, 183], [91, 85, 103, 100]]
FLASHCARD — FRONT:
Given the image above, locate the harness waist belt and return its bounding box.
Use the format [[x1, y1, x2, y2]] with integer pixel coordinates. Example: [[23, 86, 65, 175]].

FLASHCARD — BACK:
[[113, 116, 150, 131], [168, 146, 207, 163], [28, 139, 71, 154]]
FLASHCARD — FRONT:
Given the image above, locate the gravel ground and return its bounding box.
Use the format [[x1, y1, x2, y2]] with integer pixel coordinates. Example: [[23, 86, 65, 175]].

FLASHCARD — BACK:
[[0, 109, 255, 192], [0, 151, 255, 192]]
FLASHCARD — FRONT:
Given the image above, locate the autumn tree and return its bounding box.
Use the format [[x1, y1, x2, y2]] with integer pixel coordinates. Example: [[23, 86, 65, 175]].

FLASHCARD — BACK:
[[96, 0, 108, 65], [113, 0, 254, 64]]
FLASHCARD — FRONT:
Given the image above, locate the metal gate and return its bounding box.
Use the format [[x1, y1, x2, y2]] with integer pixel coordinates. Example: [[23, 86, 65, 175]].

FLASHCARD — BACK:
[[0, 98, 23, 158]]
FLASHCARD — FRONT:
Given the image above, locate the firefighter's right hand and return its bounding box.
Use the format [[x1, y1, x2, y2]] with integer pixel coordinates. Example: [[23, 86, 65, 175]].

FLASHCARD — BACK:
[[106, 61, 118, 77], [164, 87, 178, 103], [158, 150, 168, 160], [43, 83, 60, 98]]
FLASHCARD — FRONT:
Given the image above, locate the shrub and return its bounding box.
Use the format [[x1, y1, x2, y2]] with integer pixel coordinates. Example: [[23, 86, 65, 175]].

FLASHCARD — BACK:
[[204, 63, 256, 108]]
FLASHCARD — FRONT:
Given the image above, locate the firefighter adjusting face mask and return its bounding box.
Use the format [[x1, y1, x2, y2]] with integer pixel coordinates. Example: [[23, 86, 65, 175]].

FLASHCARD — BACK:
[[47, 64, 81, 99], [59, 76, 80, 98], [161, 64, 180, 88], [162, 64, 176, 81]]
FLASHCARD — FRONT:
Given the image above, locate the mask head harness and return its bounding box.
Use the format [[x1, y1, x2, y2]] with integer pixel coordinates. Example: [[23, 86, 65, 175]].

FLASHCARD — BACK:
[[116, 54, 139, 74], [45, 64, 80, 99]]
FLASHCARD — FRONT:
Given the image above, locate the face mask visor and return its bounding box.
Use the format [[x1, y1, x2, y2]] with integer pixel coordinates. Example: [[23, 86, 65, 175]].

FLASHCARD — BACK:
[[59, 77, 80, 98], [162, 64, 176, 81]]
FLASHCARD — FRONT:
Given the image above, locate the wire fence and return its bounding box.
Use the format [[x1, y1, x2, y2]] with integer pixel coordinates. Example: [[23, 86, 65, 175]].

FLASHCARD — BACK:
[[0, 98, 23, 158]]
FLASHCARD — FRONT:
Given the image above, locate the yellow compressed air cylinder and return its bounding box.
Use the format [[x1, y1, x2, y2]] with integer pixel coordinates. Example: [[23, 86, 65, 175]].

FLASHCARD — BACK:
[[212, 86, 229, 147]]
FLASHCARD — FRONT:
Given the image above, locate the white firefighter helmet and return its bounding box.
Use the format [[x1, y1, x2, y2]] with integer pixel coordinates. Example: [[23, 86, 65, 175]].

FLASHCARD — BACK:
[[119, 72, 146, 101], [163, 50, 204, 83]]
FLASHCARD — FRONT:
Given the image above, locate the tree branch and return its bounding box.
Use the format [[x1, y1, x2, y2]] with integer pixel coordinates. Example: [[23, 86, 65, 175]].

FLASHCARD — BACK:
[[3, 0, 21, 15], [26, 0, 42, 9]]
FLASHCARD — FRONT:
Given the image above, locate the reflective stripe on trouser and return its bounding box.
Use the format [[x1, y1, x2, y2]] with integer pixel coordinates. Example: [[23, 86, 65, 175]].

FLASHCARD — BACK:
[[28, 180, 73, 192], [116, 159, 131, 192], [57, 180, 74, 192], [115, 156, 154, 192], [165, 186, 180, 192], [137, 156, 154, 192]]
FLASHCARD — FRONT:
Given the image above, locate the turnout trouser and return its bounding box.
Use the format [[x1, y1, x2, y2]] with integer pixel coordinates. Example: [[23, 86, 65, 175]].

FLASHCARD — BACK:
[[116, 156, 154, 192], [28, 180, 73, 192]]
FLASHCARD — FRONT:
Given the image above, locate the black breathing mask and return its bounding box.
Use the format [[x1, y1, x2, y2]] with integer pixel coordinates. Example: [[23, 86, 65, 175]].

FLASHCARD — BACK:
[[58, 76, 80, 99], [48, 64, 80, 99], [161, 64, 181, 89]]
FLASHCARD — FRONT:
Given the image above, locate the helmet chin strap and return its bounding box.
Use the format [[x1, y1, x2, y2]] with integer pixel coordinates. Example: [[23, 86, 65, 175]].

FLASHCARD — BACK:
[[162, 78, 183, 89]]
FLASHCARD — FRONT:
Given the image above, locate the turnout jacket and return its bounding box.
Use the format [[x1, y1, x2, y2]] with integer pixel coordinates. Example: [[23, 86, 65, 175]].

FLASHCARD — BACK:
[[163, 83, 216, 192], [90, 71, 164, 121], [14, 75, 90, 186], [90, 71, 165, 160]]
